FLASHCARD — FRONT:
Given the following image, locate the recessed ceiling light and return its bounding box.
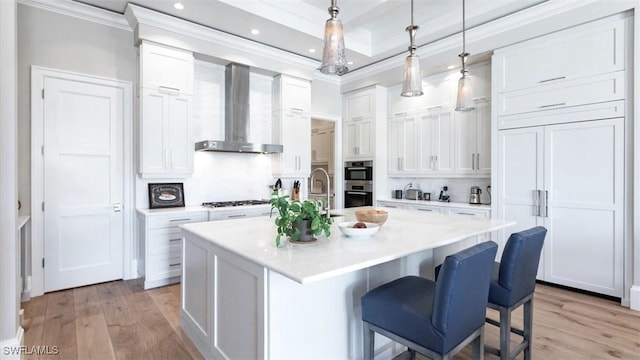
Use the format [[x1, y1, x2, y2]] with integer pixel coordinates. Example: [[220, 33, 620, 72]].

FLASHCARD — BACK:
[[174, 2, 184, 10], [347, 61, 354, 65], [251, 29, 260, 35], [309, 48, 316, 53], [447, 65, 456, 70]]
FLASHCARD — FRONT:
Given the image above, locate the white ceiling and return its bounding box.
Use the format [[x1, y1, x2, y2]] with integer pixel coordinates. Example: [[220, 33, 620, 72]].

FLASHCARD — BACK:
[[75, 0, 546, 72]]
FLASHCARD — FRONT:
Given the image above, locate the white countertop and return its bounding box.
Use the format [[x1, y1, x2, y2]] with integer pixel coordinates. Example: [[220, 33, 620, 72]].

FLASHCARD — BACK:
[[181, 207, 514, 284], [136, 204, 271, 216], [377, 198, 491, 210]]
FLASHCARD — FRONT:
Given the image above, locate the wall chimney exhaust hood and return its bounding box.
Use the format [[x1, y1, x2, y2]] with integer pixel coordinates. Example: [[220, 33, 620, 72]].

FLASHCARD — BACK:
[[195, 63, 283, 154]]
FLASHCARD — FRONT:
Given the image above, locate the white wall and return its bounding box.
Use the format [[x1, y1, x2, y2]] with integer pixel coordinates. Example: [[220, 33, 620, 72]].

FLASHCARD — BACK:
[[311, 78, 341, 117], [17, 4, 137, 215], [0, 0, 21, 353]]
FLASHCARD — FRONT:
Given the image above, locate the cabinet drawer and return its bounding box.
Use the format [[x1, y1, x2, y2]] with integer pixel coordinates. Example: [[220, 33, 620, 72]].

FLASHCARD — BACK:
[[147, 212, 207, 229], [147, 253, 182, 281], [497, 71, 624, 118], [140, 41, 194, 94], [409, 205, 443, 213], [498, 100, 625, 130], [446, 208, 489, 218], [148, 228, 182, 255], [494, 17, 625, 93]]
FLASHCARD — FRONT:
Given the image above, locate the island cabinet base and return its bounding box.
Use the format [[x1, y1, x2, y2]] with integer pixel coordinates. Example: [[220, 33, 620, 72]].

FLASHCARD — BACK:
[[181, 232, 445, 360]]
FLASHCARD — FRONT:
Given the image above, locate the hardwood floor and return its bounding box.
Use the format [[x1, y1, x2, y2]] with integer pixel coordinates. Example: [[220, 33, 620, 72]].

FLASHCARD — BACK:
[[22, 280, 640, 359]]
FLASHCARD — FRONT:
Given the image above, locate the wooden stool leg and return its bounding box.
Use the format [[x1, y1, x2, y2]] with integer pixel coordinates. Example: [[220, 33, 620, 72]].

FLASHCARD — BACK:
[[523, 298, 533, 360], [500, 307, 511, 360]]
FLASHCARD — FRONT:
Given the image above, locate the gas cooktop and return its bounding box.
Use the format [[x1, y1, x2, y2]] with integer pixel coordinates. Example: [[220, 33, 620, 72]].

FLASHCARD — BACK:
[[202, 200, 270, 208]]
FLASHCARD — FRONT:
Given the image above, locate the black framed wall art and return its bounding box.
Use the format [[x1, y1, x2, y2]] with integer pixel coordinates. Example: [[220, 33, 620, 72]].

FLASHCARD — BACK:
[[148, 183, 185, 209]]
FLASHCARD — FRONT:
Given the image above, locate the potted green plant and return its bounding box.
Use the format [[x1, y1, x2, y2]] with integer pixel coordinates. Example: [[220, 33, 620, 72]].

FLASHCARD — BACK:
[[269, 192, 332, 247]]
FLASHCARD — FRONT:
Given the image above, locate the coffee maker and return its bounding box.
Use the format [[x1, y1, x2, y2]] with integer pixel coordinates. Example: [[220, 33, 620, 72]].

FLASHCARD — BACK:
[[469, 186, 482, 204]]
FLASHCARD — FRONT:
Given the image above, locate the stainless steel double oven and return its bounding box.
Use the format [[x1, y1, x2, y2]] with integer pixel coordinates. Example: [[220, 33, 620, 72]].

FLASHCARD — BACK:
[[344, 160, 373, 208]]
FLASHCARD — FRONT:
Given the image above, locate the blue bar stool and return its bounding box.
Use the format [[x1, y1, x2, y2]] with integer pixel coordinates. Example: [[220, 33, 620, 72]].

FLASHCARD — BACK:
[[361, 241, 498, 360], [485, 227, 547, 360]]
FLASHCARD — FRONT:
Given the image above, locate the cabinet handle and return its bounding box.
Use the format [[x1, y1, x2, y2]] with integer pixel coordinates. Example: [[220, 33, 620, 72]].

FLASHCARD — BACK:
[[352, 116, 363, 121], [456, 212, 476, 216], [539, 103, 566, 109], [476, 153, 480, 170], [394, 112, 407, 116], [113, 203, 122, 212], [170, 218, 192, 222], [169, 238, 181, 242], [227, 214, 247, 218], [538, 76, 566, 84], [169, 262, 181, 267], [427, 106, 442, 111], [542, 190, 549, 218], [417, 208, 434, 212], [159, 86, 180, 93], [355, 146, 360, 155], [290, 107, 304, 112]]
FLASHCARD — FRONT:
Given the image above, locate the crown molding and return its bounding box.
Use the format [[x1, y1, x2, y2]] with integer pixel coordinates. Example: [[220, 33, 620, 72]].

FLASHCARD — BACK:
[[126, 4, 325, 80], [340, 0, 610, 90], [18, 0, 130, 31]]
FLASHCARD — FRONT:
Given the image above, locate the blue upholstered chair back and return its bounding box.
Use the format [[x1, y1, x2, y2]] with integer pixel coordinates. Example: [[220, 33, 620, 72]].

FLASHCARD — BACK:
[[498, 226, 547, 304], [432, 241, 498, 344]]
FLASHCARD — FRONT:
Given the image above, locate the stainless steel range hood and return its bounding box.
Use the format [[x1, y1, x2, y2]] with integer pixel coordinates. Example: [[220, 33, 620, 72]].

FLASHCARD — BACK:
[[195, 63, 283, 154]]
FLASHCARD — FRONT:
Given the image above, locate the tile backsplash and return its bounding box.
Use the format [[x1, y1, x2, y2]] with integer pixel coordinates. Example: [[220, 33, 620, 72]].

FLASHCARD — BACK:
[[386, 177, 492, 205]]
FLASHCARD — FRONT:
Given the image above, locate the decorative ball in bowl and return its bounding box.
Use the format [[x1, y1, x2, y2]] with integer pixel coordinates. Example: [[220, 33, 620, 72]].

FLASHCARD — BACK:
[[337, 221, 380, 237], [355, 209, 389, 226]]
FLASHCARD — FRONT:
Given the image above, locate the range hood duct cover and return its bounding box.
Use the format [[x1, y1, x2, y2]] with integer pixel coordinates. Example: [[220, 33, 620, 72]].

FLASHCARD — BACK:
[[195, 63, 283, 153]]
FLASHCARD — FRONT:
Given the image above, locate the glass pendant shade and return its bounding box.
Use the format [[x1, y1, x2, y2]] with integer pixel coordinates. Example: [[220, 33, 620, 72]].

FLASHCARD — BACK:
[[455, 72, 475, 111], [401, 54, 423, 97], [319, 12, 348, 75]]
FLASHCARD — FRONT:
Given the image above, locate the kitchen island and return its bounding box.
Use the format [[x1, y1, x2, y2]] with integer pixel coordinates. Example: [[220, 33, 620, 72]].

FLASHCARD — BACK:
[[180, 207, 514, 360]]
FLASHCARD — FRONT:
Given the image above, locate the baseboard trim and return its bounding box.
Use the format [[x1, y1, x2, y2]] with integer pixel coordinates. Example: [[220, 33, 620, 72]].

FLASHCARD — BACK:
[[0, 327, 24, 360], [629, 285, 640, 311]]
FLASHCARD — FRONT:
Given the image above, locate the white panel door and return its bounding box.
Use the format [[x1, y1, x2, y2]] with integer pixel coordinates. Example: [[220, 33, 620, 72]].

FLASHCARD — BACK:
[[543, 119, 624, 297], [496, 127, 544, 266], [43, 76, 123, 292]]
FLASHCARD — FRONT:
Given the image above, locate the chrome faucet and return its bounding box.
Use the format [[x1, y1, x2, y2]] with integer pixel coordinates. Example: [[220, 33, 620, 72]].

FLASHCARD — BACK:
[[311, 167, 331, 218]]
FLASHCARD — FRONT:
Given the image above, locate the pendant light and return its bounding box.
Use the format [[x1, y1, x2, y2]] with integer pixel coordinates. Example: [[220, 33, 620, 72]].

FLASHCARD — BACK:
[[455, 0, 475, 111], [319, 0, 348, 75], [401, 0, 423, 97]]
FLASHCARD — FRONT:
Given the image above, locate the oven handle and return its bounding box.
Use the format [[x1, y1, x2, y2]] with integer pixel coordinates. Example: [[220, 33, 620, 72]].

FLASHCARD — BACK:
[[346, 191, 369, 195], [346, 167, 367, 170]]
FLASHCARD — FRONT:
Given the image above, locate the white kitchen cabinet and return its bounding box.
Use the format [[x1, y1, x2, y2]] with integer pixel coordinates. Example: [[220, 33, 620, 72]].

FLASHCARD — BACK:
[[208, 206, 272, 221], [273, 74, 311, 113], [407, 204, 443, 213], [418, 73, 455, 110], [496, 71, 625, 120], [387, 84, 420, 116], [376, 201, 407, 209], [496, 118, 624, 297], [417, 108, 454, 175], [139, 87, 194, 177], [138, 209, 207, 290], [272, 110, 311, 177], [493, 16, 625, 94], [446, 207, 489, 218], [140, 41, 194, 95], [311, 127, 331, 164], [388, 113, 417, 175], [344, 116, 373, 160], [454, 100, 491, 176], [345, 88, 375, 121]]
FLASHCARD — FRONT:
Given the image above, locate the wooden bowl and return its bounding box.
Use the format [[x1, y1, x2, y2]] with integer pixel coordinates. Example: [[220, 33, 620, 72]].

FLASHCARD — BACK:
[[355, 209, 389, 226]]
